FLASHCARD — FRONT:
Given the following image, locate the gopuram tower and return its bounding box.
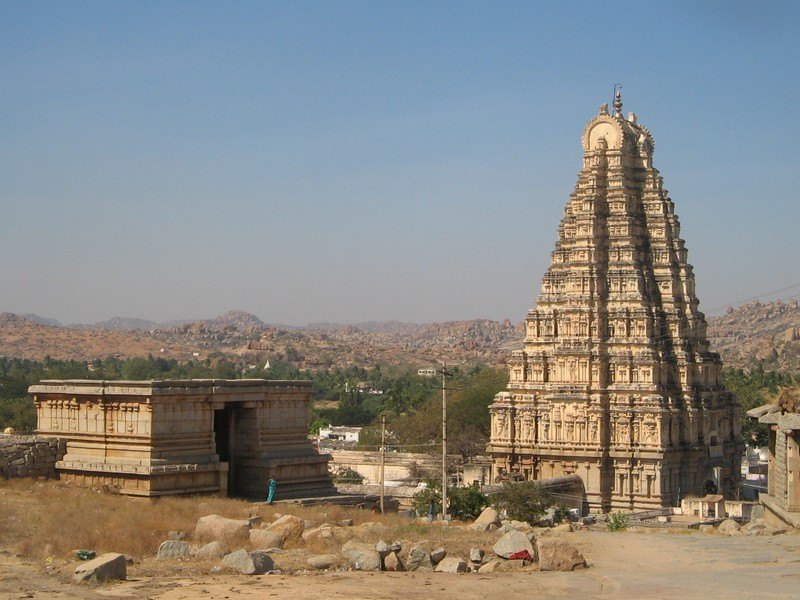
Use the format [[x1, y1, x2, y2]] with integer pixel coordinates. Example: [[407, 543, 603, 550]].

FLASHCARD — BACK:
[[487, 93, 742, 512]]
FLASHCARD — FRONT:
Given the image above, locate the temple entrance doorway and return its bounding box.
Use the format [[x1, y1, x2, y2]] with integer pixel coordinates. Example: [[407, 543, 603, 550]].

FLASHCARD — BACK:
[[213, 406, 236, 495]]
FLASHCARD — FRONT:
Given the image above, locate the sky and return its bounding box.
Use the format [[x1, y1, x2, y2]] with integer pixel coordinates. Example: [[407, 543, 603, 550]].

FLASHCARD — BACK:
[[1, 1, 799, 326]]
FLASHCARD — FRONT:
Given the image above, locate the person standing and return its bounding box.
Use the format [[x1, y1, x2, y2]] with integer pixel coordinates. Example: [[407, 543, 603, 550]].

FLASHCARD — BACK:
[[267, 477, 277, 504]]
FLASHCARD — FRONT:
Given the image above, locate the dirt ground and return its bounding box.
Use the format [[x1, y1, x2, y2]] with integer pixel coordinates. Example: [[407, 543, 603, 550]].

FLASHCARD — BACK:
[[2, 528, 800, 600]]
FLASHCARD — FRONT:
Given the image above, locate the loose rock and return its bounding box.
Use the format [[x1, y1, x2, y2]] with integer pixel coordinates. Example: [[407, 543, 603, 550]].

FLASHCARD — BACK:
[[406, 545, 434, 572], [267, 515, 305, 540], [73, 553, 127, 583], [718, 519, 741, 536], [307, 554, 339, 570], [469, 548, 484, 563], [383, 551, 404, 572], [195, 515, 251, 542], [474, 507, 501, 528], [341, 541, 382, 572], [430, 547, 447, 565], [492, 530, 535, 560], [435, 557, 467, 573], [250, 528, 284, 549], [156, 540, 191, 560], [537, 539, 587, 571], [195, 541, 227, 559], [222, 549, 274, 575]]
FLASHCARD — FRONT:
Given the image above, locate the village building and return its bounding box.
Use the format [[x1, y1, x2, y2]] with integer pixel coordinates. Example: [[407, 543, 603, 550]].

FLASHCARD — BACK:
[[487, 94, 742, 511], [30, 379, 334, 499]]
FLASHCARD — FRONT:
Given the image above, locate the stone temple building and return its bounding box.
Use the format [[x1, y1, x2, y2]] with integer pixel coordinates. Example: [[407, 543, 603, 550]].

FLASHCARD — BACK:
[[30, 379, 334, 499], [487, 94, 742, 511]]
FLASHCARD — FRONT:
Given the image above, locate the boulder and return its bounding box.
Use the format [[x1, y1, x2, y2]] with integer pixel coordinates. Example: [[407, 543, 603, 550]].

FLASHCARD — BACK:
[[156, 540, 191, 560], [435, 557, 467, 573], [718, 519, 741, 536], [195, 541, 227, 559], [302, 524, 334, 542], [470, 522, 494, 532], [430, 547, 447, 565], [250, 528, 284, 549], [341, 541, 382, 572], [492, 530, 535, 560], [267, 515, 305, 540], [537, 539, 587, 571], [552, 522, 573, 533], [383, 551, 404, 572], [195, 515, 251, 542], [474, 507, 501, 528], [406, 545, 434, 572], [168, 531, 187, 540], [375, 540, 391, 557], [73, 553, 127, 582], [698, 524, 715, 534], [338, 519, 354, 527], [469, 548, 484, 564], [222, 549, 274, 575], [307, 554, 339, 570], [509, 520, 531, 531]]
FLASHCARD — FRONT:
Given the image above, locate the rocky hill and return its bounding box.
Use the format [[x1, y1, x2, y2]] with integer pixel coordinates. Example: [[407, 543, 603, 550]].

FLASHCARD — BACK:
[[707, 299, 800, 372], [0, 313, 196, 362], [1, 300, 798, 372]]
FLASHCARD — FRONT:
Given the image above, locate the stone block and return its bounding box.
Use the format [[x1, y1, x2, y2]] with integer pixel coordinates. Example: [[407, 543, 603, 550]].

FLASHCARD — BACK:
[[74, 552, 127, 582], [435, 557, 467, 573]]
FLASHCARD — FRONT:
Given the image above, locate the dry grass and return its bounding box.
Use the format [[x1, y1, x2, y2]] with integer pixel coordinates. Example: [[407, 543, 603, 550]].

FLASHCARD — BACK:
[[0, 478, 500, 573]]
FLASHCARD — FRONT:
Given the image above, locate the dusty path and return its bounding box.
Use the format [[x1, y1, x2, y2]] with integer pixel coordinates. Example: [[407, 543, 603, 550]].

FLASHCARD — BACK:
[[3, 529, 799, 600]]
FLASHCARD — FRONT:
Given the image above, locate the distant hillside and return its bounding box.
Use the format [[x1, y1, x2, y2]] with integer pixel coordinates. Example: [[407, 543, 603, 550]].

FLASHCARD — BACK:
[[20, 314, 61, 327], [2, 300, 798, 372], [0, 313, 196, 361], [707, 299, 800, 372]]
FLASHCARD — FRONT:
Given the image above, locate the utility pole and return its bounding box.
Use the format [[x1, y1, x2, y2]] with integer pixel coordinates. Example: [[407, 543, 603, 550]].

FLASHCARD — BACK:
[[380, 414, 386, 514], [442, 365, 447, 520]]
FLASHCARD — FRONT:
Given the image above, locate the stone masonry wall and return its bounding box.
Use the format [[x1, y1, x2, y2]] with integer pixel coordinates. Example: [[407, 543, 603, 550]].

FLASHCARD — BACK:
[[775, 429, 787, 508], [0, 435, 66, 478]]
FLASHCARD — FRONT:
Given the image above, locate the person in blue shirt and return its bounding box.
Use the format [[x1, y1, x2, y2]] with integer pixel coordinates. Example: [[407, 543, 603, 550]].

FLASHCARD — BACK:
[[267, 477, 277, 504]]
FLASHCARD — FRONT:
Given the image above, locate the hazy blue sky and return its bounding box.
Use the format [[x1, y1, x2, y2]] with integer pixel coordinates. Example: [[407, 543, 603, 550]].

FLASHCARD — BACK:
[[2, 1, 798, 325]]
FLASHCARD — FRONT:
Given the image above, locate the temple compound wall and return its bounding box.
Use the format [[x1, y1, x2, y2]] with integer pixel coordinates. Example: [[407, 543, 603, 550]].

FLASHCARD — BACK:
[[487, 94, 742, 512], [30, 379, 335, 499]]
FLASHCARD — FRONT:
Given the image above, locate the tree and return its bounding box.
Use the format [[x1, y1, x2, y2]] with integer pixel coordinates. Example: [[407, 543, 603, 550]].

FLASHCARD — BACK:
[[491, 481, 553, 524]]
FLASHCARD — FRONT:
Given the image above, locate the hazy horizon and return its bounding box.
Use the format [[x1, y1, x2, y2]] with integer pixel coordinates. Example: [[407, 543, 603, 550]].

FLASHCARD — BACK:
[[3, 2, 799, 326]]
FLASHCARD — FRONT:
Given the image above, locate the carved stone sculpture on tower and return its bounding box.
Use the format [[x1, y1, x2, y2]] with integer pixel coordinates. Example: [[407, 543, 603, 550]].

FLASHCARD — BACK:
[[487, 96, 742, 511]]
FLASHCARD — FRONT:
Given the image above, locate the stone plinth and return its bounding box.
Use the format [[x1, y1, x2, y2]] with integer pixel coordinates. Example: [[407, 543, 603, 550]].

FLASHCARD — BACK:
[[30, 379, 334, 498]]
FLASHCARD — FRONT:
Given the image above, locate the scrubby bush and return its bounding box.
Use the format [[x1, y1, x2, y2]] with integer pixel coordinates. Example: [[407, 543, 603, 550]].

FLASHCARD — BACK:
[[606, 511, 628, 531], [448, 483, 488, 521], [331, 466, 365, 484], [491, 481, 553, 524]]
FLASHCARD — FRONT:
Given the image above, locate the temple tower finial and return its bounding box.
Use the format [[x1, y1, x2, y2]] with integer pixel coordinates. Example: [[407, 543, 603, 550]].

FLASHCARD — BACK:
[[613, 87, 623, 117]]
